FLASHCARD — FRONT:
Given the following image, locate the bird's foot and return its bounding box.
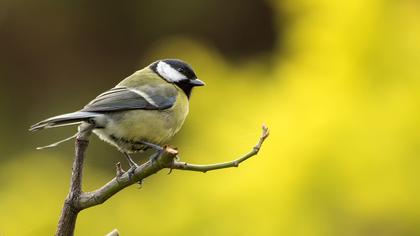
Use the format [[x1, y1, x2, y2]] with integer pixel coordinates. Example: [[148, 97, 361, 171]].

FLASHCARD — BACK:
[[138, 141, 164, 167], [123, 152, 139, 179], [149, 149, 163, 166], [127, 164, 139, 180]]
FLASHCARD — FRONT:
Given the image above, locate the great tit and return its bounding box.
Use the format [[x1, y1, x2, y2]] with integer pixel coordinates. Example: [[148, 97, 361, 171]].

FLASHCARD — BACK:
[[30, 59, 205, 167]]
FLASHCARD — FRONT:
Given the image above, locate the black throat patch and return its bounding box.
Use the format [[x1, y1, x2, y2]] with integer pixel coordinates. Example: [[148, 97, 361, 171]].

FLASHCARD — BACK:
[[174, 81, 194, 99]]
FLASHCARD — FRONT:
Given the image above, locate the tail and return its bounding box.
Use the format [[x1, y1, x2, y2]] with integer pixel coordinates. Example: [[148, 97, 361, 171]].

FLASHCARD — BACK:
[[29, 111, 100, 132], [30, 111, 101, 149]]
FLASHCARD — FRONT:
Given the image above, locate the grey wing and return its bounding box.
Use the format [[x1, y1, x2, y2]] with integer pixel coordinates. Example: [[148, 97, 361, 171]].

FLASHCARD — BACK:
[[81, 86, 177, 112]]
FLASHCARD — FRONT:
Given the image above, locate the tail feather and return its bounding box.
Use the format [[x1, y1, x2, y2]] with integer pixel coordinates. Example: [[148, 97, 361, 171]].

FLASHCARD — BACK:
[[29, 111, 100, 131], [36, 133, 78, 150]]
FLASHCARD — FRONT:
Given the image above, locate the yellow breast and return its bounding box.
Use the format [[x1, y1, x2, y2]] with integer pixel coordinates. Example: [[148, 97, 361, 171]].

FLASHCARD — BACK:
[[94, 85, 189, 152]]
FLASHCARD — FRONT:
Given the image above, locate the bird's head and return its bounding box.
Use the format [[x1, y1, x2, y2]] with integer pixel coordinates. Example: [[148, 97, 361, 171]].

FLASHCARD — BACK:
[[150, 59, 205, 98]]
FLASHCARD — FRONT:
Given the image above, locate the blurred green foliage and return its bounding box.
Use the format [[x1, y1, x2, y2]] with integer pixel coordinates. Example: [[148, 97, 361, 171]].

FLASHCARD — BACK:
[[1, 0, 420, 235]]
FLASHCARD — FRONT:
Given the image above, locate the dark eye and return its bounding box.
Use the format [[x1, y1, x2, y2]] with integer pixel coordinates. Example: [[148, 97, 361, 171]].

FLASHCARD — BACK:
[[177, 68, 185, 73]]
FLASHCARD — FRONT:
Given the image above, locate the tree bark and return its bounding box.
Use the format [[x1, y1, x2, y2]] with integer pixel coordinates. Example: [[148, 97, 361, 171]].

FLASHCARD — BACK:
[[55, 137, 89, 236]]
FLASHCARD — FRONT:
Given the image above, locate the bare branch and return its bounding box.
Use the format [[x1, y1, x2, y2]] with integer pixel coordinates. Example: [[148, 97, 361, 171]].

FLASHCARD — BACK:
[[56, 124, 94, 236], [76, 125, 268, 210], [76, 147, 179, 209], [55, 124, 269, 235], [171, 124, 269, 172]]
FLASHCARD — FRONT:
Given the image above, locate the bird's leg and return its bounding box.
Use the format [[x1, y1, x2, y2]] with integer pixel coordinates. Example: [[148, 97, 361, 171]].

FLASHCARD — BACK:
[[123, 152, 138, 167], [139, 141, 164, 165], [139, 141, 164, 151], [149, 149, 163, 164], [123, 152, 138, 177]]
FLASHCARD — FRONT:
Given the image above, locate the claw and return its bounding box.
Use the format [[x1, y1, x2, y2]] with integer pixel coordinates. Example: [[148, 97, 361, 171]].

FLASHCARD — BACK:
[[127, 164, 138, 180], [149, 149, 163, 166]]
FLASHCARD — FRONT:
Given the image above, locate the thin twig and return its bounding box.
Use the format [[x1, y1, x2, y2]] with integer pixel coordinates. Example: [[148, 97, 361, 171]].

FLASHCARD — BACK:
[[115, 162, 124, 178], [171, 124, 269, 172]]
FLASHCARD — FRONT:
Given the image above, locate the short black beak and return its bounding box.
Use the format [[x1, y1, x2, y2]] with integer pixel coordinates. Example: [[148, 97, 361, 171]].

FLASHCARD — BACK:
[[189, 78, 205, 86]]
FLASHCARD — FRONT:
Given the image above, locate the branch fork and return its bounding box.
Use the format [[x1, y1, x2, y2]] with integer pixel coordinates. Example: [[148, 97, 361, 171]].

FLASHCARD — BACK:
[[55, 124, 269, 236]]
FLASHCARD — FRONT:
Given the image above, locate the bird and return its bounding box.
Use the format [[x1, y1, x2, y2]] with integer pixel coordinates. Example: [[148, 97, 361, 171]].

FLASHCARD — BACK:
[[30, 59, 205, 169]]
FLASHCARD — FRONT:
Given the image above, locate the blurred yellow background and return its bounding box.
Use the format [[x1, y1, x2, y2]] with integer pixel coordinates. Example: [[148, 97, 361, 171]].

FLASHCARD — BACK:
[[0, 0, 419, 235]]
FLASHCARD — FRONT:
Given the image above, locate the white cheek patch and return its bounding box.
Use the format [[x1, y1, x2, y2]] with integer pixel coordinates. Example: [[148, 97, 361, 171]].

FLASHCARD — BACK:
[[156, 61, 187, 82]]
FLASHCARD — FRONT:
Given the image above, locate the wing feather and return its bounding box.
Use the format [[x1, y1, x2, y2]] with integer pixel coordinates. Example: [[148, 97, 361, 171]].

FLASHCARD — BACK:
[[81, 85, 176, 112]]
